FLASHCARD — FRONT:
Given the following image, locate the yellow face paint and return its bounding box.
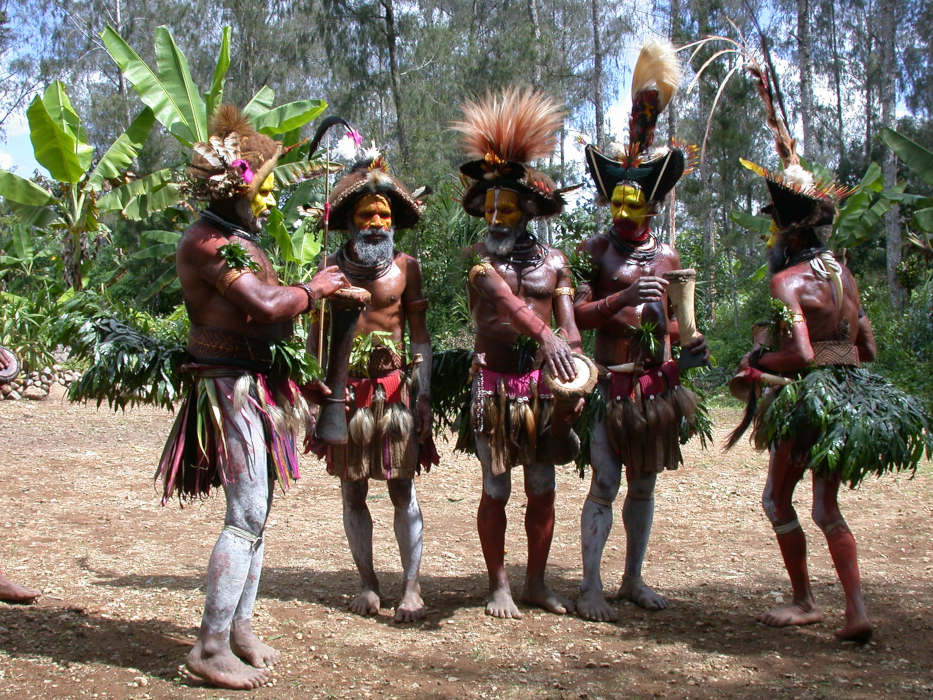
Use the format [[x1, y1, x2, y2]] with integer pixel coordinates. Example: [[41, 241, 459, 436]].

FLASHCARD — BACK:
[[766, 220, 778, 248], [609, 184, 652, 228], [352, 194, 393, 231], [484, 189, 523, 229], [250, 173, 276, 219]]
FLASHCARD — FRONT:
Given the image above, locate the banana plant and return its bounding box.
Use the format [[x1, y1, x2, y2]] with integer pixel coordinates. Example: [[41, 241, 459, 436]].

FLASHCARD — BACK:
[[98, 24, 328, 220], [0, 81, 154, 290]]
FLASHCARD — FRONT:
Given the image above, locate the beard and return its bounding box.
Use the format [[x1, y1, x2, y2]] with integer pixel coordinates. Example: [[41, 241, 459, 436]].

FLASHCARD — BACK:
[[349, 226, 395, 267], [768, 238, 788, 274], [484, 224, 525, 257]]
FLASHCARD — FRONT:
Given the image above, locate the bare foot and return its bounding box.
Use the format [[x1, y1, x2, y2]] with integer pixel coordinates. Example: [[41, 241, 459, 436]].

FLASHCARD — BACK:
[[349, 588, 381, 616], [394, 584, 427, 623], [618, 576, 668, 611], [522, 580, 573, 615], [757, 600, 822, 627], [186, 632, 271, 690], [576, 588, 619, 622], [231, 618, 280, 668], [0, 574, 39, 604], [835, 617, 872, 643], [486, 586, 523, 619]]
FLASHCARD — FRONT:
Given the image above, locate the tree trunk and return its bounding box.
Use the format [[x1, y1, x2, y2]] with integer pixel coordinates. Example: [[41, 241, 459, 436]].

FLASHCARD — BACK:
[[862, 5, 873, 162], [590, 0, 605, 148], [666, 0, 681, 246], [527, 0, 543, 88], [796, 0, 816, 158], [381, 0, 410, 168], [879, 0, 904, 307], [829, 0, 845, 166]]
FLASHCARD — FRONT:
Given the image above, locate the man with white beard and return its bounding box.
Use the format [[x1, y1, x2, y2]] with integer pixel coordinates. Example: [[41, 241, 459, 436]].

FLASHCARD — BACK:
[[307, 155, 436, 622], [454, 88, 584, 619]]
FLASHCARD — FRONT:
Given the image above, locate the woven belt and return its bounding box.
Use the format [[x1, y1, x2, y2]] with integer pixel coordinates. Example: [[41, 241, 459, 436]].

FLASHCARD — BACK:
[[187, 326, 274, 365], [811, 341, 859, 367]]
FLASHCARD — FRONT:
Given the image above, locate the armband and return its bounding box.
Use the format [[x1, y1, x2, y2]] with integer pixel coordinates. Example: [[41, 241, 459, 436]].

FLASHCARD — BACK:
[[554, 287, 575, 297], [468, 261, 495, 285], [791, 312, 805, 324], [407, 297, 429, 312], [216, 267, 250, 296], [596, 298, 613, 318]]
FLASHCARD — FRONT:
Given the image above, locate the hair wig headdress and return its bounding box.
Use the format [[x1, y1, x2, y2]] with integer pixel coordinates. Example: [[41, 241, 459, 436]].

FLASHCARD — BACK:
[[586, 41, 692, 206], [453, 87, 567, 218], [327, 151, 423, 231], [188, 104, 283, 201]]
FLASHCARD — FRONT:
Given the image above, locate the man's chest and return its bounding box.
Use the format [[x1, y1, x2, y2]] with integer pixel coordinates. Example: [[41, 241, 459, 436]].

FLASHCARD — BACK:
[[595, 249, 669, 291], [492, 262, 557, 300], [357, 266, 407, 312]]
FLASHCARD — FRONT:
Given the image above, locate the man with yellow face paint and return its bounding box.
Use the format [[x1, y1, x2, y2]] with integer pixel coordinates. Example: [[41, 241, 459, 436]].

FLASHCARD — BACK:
[[573, 41, 708, 622], [159, 105, 350, 689], [454, 88, 584, 619], [306, 153, 436, 623]]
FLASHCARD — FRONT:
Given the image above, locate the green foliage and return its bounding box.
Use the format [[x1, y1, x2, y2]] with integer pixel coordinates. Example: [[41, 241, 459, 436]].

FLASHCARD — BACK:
[[759, 366, 932, 487], [218, 241, 260, 272], [0, 290, 59, 372], [348, 330, 400, 378]]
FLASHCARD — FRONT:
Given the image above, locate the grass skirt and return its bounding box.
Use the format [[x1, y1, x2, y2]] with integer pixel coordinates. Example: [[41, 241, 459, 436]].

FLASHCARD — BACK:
[[750, 365, 932, 488]]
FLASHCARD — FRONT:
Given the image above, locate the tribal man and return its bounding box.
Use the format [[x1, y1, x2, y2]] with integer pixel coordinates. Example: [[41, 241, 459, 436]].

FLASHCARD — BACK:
[[0, 347, 39, 604], [573, 42, 707, 621], [454, 88, 584, 619], [726, 63, 931, 643], [308, 154, 435, 623], [157, 105, 350, 688]]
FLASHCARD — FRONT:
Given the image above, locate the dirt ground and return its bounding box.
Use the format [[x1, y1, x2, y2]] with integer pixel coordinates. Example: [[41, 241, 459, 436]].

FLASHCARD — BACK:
[[0, 395, 930, 699]]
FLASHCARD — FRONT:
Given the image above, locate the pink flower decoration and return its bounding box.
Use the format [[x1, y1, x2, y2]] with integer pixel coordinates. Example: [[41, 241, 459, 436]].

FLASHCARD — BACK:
[[323, 201, 331, 225], [230, 159, 255, 184], [347, 129, 363, 146]]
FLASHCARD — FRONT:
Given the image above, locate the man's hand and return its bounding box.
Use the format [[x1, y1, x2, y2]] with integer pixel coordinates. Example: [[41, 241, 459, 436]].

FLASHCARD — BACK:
[[307, 265, 351, 299], [414, 394, 433, 442], [612, 276, 668, 309], [301, 378, 332, 406], [735, 366, 763, 382], [538, 329, 577, 383], [683, 333, 709, 362]]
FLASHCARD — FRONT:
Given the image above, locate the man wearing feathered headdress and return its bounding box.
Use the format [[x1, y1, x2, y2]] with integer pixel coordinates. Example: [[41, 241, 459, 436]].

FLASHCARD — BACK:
[[454, 87, 584, 619], [725, 55, 932, 643], [159, 105, 350, 688], [573, 41, 708, 621], [306, 151, 436, 622]]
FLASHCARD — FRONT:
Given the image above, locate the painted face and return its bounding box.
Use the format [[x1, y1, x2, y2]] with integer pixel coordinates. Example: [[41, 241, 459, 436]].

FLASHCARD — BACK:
[[484, 188, 523, 231], [352, 194, 393, 231], [250, 173, 277, 219], [610, 184, 653, 239], [766, 219, 778, 249]]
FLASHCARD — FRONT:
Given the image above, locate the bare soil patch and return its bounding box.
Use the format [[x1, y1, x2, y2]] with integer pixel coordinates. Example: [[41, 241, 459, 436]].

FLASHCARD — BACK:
[[1, 399, 930, 698]]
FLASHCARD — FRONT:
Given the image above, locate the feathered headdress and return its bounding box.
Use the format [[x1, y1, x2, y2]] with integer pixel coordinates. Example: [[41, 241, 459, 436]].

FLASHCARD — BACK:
[[327, 150, 422, 231], [188, 104, 283, 201], [740, 60, 853, 231], [453, 87, 567, 218], [586, 41, 691, 206]]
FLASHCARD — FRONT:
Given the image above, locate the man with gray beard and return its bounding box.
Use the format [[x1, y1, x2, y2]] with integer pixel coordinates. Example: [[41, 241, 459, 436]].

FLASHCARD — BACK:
[[454, 88, 584, 619], [307, 156, 436, 622]]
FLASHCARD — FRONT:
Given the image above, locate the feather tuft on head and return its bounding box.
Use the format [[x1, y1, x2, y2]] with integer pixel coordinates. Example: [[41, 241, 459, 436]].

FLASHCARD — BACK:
[[209, 104, 255, 139], [630, 40, 682, 112], [452, 86, 564, 164]]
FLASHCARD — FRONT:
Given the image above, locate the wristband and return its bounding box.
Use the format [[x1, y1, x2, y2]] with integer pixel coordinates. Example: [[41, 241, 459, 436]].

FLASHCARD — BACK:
[[292, 283, 317, 313]]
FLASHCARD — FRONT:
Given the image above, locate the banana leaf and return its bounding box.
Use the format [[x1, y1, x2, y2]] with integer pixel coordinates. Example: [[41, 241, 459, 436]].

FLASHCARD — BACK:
[[153, 25, 208, 144], [102, 25, 198, 147], [205, 26, 231, 118], [880, 128, 933, 188], [253, 100, 327, 136], [86, 108, 155, 190], [26, 95, 86, 184], [0, 171, 55, 206]]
